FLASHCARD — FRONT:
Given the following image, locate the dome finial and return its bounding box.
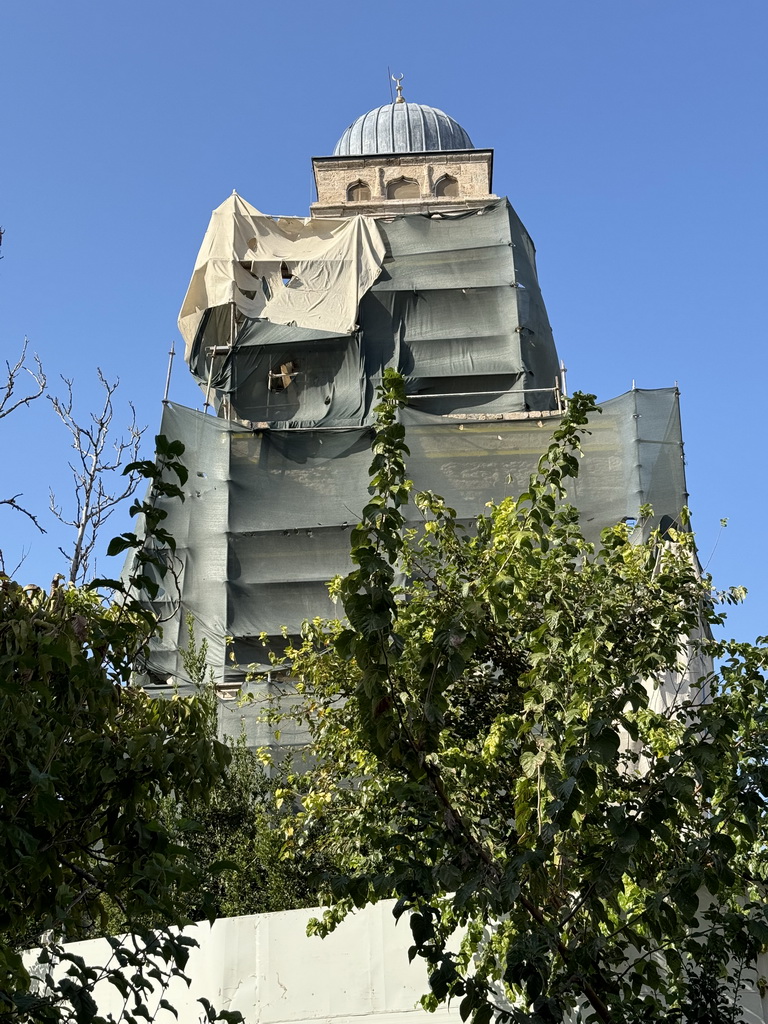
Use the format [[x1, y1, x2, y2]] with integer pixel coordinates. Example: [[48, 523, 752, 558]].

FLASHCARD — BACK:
[[391, 73, 405, 104]]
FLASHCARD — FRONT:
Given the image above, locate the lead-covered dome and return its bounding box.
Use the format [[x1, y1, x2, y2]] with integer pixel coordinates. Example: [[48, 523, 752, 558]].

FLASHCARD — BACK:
[[333, 102, 473, 156]]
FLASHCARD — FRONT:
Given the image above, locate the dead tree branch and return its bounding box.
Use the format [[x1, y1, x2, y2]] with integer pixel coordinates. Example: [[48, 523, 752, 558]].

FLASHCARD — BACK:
[[49, 370, 146, 585], [1, 338, 46, 420], [0, 495, 46, 534], [0, 340, 47, 540]]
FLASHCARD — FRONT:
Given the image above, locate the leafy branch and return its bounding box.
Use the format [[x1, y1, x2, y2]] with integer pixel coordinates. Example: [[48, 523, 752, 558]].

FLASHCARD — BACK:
[[282, 369, 768, 1024], [1, 435, 240, 1024]]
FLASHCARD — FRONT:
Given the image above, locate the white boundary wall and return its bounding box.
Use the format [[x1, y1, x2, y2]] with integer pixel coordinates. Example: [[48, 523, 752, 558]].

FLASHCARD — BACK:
[[38, 902, 451, 1024], [32, 901, 768, 1024]]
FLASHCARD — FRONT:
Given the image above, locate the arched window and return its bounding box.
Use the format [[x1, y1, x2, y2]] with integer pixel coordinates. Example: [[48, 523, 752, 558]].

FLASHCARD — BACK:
[[386, 177, 420, 200], [347, 180, 371, 201], [435, 174, 459, 198]]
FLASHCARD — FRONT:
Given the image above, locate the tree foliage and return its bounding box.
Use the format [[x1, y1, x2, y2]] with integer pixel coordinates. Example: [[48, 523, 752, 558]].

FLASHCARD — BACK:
[[161, 618, 327, 923], [169, 738, 327, 922], [0, 438, 239, 1024], [280, 370, 768, 1024]]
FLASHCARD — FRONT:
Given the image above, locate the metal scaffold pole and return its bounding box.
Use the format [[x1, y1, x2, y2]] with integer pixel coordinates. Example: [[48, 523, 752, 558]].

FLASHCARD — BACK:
[[163, 341, 176, 404]]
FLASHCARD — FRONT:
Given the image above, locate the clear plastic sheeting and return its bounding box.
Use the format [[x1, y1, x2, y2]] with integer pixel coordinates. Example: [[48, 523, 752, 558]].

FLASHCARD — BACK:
[[141, 387, 686, 706], [185, 200, 563, 428], [178, 192, 387, 354]]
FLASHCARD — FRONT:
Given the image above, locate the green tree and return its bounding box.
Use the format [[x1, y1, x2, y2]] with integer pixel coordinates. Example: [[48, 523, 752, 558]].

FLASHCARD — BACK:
[[160, 617, 328, 922], [0, 437, 239, 1024], [170, 738, 327, 921], [280, 370, 768, 1024]]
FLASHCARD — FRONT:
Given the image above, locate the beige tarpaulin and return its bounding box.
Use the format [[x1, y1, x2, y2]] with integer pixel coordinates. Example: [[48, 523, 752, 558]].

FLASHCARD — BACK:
[[178, 192, 387, 356]]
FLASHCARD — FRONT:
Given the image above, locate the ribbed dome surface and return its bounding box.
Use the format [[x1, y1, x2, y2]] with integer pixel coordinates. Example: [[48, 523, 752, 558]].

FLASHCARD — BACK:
[[333, 102, 473, 156]]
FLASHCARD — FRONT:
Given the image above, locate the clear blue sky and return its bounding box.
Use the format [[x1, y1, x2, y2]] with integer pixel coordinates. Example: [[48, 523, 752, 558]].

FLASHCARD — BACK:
[[2, 0, 766, 642]]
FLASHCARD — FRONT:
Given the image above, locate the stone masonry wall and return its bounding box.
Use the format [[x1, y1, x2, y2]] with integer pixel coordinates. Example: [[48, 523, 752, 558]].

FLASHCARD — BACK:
[[311, 150, 495, 218]]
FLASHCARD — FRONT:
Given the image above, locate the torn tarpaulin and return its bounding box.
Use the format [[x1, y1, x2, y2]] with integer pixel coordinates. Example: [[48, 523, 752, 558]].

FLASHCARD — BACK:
[[178, 192, 386, 355]]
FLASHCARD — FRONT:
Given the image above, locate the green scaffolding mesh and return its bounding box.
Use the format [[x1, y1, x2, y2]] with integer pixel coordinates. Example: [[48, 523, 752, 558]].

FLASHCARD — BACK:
[[147, 196, 687, 749], [186, 201, 562, 427], [140, 386, 686, 712]]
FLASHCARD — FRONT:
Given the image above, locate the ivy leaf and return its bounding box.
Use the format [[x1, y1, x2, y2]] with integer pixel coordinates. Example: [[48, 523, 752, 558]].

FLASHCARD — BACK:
[[520, 750, 546, 778]]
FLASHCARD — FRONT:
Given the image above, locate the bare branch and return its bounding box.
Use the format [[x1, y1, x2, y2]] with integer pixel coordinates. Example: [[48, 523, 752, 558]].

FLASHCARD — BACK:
[[48, 371, 147, 585], [0, 340, 45, 546], [0, 494, 46, 533], [0, 338, 46, 420], [0, 546, 34, 579]]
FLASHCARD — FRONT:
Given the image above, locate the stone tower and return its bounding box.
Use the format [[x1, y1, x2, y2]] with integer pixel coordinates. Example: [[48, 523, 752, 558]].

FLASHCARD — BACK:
[[141, 91, 688, 753]]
